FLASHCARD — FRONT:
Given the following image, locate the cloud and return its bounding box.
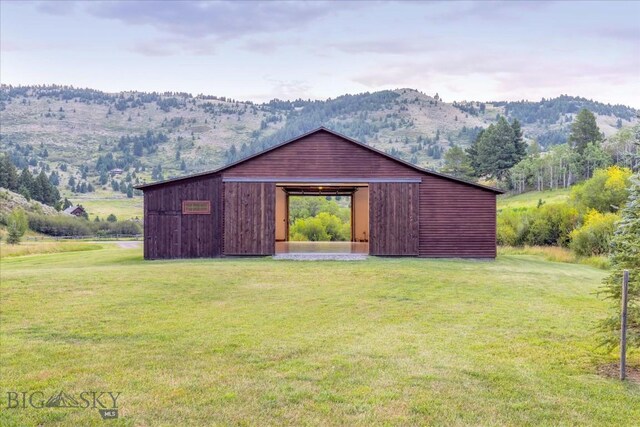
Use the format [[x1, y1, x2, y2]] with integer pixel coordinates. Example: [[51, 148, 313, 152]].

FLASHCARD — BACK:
[[35, 0, 78, 16], [129, 37, 218, 57], [84, 1, 361, 40], [351, 52, 640, 104], [327, 39, 446, 55], [246, 78, 314, 103], [429, 1, 552, 22]]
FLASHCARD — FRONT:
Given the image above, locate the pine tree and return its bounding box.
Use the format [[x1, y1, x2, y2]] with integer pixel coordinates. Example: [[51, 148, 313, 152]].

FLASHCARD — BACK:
[[568, 109, 602, 155], [441, 146, 475, 179], [18, 168, 35, 200], [0, 155, 19, 190], [511, 118, 527, 161], [598, 175, 640, 349], [471, 117, 518, 180]]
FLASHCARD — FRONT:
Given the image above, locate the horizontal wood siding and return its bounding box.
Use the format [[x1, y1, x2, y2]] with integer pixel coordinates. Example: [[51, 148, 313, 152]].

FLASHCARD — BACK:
[[144, 175, 222, 259], [223, 130, 424, 180], [223, 182, 275, 255], [419, 176, 496, 258], [369, 182, 420, 256], [141, 129, 498, 259]]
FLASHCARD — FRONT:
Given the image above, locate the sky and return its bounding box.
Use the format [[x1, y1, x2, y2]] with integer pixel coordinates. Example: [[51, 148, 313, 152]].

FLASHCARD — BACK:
[[1, 1, 639, 107]]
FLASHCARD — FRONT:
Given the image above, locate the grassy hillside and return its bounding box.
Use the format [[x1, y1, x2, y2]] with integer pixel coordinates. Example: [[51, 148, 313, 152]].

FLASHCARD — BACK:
[[1, 85, 636, 205], [1, 246, 638, 426], [498, 187, 572, 210]]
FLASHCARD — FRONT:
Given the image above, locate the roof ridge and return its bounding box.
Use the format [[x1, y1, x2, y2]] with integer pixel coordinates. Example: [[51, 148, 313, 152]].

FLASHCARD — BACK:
[[135, 127, 503, 193]]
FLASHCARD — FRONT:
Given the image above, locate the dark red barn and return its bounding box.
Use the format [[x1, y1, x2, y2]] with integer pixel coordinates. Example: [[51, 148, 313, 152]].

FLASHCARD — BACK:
[[136, 128, 501, 259]]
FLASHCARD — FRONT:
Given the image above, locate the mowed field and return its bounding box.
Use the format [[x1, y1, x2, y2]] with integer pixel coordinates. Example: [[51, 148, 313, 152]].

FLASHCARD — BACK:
[[69, 195, 143, 221], [1, 244, 638, 426], [497, 188, 571, 210]]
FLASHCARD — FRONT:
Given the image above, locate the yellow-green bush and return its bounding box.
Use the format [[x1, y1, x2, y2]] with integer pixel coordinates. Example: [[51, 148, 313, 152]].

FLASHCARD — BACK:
[[497, 203, 578, 247], [570, 165, 632, 213], [569, 210, 619, 256]]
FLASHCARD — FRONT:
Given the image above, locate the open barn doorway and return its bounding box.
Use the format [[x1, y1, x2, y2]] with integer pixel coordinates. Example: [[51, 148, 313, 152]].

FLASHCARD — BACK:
[[275, 184, 369, 254]]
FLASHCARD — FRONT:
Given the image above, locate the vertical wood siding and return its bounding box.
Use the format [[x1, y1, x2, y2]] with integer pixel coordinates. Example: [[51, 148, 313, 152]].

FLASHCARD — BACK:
[[223, 182, 275, 255], [369, 182, 420, 255], [418, 175, 496, 258], [143, 175, 222, 259]]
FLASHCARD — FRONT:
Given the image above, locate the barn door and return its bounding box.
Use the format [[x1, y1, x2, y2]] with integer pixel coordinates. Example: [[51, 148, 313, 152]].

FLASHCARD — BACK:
[[223, 182, 276, 255], [369, 182, 419, 256]]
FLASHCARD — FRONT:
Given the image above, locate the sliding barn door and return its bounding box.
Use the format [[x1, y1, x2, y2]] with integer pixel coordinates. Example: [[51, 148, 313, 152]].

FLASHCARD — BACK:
[[223, 182, 276, 255], [369, 182, 420, 256]]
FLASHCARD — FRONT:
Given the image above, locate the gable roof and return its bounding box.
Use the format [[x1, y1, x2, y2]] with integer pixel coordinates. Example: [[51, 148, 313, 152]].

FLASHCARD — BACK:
[[135, 127, 502, 193], [63, 205, 85, 215]]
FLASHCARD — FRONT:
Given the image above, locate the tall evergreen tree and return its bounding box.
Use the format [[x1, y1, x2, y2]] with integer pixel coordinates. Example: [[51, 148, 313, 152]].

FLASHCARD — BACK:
[[511, 118, 527, 161], [18, 168, 35, 200], [0, 155, 19, 190], [470, 117, 520, 180], [598, 175, 640, 349], [568, 108, 602, 155]]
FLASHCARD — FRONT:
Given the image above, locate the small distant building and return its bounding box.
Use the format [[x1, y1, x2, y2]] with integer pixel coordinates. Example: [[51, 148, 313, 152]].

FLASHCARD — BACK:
[[64, 205, 87, 217], [109, 168, 124, 176]]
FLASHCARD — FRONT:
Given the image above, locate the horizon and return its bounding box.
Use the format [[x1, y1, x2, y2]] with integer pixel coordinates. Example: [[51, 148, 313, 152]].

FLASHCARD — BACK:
[[1, 1, 639, 107], [1, 83, 638, 110]]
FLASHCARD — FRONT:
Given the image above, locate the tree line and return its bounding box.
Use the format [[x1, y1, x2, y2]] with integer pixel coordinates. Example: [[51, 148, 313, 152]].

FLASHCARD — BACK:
[[0, 155, 60, 207], [441, 108, 638, 193]]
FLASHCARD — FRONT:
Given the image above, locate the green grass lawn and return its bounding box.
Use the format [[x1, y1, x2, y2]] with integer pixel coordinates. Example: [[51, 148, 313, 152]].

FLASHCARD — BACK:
[[1, 245, 638, 426], [498, 188, 571, 210], [69, 196, 143, 221]]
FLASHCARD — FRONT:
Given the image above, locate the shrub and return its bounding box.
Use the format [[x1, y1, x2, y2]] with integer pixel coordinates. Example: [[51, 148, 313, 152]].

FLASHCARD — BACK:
[[570, 165, 632, 213], [525, 203, 579, 246], [100, 220, 141, 236], [6, 208, 28, 244], [497, 208, 532, 246], [290, 217, 329, 241], [570, 210, 619, 256], [27, 214, 92, 236]]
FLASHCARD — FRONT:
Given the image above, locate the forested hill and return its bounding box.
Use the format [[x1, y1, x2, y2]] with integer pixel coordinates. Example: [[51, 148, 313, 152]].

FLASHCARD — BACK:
[[0, 84, 637, 195]]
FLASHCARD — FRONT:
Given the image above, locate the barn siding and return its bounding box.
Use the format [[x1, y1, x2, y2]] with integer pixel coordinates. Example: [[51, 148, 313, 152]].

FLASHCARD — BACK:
[[223, 182, 275, 255], [369, 182, 420, 255], [222, 130, 424, 179], [141, 129, 499, 259], [144, 175, 222, 259], [418, 175, 497, 258]]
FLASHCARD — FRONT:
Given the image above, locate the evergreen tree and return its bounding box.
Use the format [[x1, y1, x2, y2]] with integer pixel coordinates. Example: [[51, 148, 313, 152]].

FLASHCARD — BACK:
[[469, 117, 520, 180], [0, 155, 19, 190], [598, 175, 640, 349], [511, 118, 527, 161], [18, 168, 35, 200], [568, 108, 602, 155], [441, 146, 475, 180], [133, 140, 144, 156]]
